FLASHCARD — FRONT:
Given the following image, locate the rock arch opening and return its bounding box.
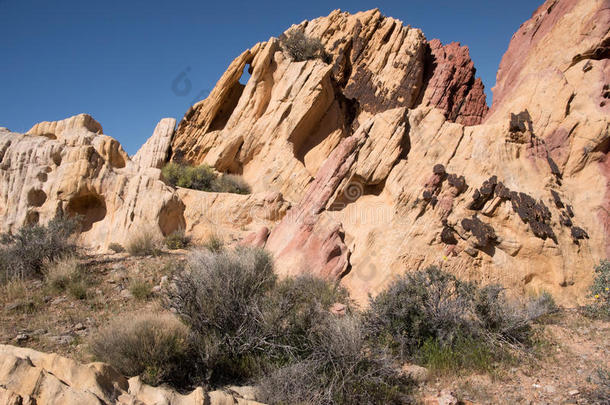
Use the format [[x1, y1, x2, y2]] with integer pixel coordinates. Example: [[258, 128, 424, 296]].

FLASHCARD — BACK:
[[66, 192, 107, 232]]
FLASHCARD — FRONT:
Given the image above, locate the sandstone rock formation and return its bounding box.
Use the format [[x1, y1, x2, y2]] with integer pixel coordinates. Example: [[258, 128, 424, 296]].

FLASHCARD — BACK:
[[168, 0, 609, 305], [133, 118, 177, 169], [169, 9, 488, 202], [0, 344, 263, 405], [0, 1, 606, 306], [0, 115, 185, 250]]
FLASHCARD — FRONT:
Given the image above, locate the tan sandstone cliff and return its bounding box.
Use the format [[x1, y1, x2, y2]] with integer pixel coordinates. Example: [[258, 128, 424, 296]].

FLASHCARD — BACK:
[[169, 0, 609, 305], [0, 0, 607, 306]]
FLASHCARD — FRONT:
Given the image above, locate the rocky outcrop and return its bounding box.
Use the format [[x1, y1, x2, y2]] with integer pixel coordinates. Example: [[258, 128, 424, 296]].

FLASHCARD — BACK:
[[169, 1, 609, 305], [421, 40, 489, 126], [0, 115, 185, 250], [169, 9, 487, 202], [133, 118, 176, 169], [0, 344, 263, 405], [1, 1, 606, 306]]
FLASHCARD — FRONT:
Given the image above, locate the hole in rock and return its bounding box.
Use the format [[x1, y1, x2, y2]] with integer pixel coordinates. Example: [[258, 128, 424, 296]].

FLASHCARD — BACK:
[[66, 192, 107, 232], [25, 211, 39, 225], [158, 199, 186, 237], [239, 63, 252, 85], [27, 189, 47, 207]]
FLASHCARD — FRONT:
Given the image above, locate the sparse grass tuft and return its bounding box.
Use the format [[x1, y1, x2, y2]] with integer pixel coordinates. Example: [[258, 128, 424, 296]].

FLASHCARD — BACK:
[[108, 243, 125, 253], [129, 278, 153, 301], [90, 313, 190, 387], [202, 233, 224, 252], [164, 229, 190, 250], [126, 228, 160, 256]]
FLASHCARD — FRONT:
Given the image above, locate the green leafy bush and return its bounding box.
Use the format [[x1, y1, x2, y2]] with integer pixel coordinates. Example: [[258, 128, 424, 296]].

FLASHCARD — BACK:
[[90, 313, 190, 387], [161, 163, 250, 194], [164, 229, 190, 250], [0, 216, 79, 283], [280, 30, 331, 63], [584, 260, 610, 318]]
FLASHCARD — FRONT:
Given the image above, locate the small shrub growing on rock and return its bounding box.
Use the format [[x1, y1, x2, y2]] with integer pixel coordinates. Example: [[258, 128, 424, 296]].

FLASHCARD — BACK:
[[90, 313, 190, 387], [126, 228, 160, 256], [584, 260, 610, 319], [108, 242, 125, 253], [0, 215, 79, 283], [212, 174, 251, 195], [164, 229, 190, 250], [280, 30, 331, 63], [161, 163, 251, 194]]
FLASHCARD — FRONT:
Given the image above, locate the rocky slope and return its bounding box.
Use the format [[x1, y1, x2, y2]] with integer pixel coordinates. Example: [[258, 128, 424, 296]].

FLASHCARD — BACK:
[[0, 0, 607, 306], [170, 0, 609, 304]]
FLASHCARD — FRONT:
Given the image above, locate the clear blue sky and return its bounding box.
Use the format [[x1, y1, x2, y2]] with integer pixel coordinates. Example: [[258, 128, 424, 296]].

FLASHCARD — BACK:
[[0, 0, 539, 154]]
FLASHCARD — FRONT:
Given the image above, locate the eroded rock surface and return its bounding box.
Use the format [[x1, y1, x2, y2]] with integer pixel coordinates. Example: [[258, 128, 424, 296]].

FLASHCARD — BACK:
[[0, 115, 185, 250], [170, 1, 609, 305], [0, 344, 263, 405]]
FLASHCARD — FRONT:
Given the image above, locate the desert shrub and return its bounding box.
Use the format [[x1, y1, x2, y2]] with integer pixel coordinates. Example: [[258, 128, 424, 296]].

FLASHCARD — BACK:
[[212, 174, 251, 195], [0, 215, 79, 283], [364, 266, 478, 358], [584, 260, 610, 319], [261, 275, 352, 360], [161, 163, 214, 191], [280, 30, 331, 63], [126, 228, 160, 256], [108, 242, 125, 253], [202, 233, 224, 252], [258, 315, 412, 405], [167, 247, 276, 383], [583, 367, 610, 404], [90, 313, 190, 387], [129, 278, 153, 300], [166, 248, 351, 385], [164, 229, 190, 250], [365, 266, 555, 365], [162, 163, 251, 195]]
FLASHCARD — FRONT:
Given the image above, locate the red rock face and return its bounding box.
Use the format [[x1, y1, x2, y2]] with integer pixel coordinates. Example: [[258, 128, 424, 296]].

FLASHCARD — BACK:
[[421, 39, 489, 125], [487, 0, 579, 117]]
